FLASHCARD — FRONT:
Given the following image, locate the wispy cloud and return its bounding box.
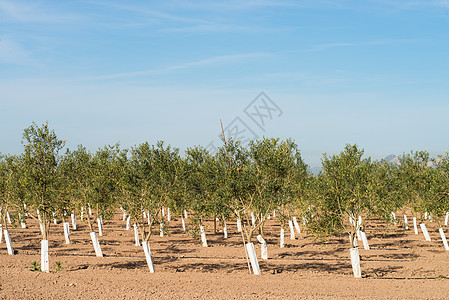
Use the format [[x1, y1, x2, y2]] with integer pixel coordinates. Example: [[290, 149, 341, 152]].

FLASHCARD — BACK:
[[0, 0, 79, 23], [0, 37, 40, 66], [367, 0, 449, 10], [169, 0, 324, 12], [74, 52, 272, 81], [160, 23, 290, 34], [299, 39, 416, 52], [87, 1, 210, 24]]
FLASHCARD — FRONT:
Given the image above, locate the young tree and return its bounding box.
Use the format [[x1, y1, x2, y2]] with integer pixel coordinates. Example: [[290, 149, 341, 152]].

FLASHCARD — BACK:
[[116, 142, 159, 272], [0, 154, 20, 254], [308, 144, 372, 278], [185, 146, 216, 246], [20, 122, 65, 272]]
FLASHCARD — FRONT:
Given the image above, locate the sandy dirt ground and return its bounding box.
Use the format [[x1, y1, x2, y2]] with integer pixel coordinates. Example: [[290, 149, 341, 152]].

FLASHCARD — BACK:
[[1, 211, 449, 299]]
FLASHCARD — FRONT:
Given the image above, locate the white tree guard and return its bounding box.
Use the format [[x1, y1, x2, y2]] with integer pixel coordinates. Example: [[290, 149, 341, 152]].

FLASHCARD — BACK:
[[361, 231, 370, 250], [237, 218, 242, 233], [404, 215, 409, 230], [251, 212, 256, 227], [161, 207, 165, 217], [349, 216, 354, 226], [97, 218, 103, 236], [293, 217, 301, 234], [445, 212, 449, 226], [257, 235, 268, 260], [6, 211, 11, 224], [420, 223, 431, 241], [41, 240, 49, 272], [439, 228, 449, 251], [200, 225, 208, 247], [4, 229, 14, 255], [288, 220, 295, 240], [142, 241, 155, 273], [19, 213, 26, 229], [90, 232, 103, 257], [159, 223, 164, 237], [181, 217, 186, 232], [167, 208, 171, 221], [122, 211, 127, 221], [424, 212, 428, 219], [245, 242, 261, 275], [184, 210, 188, 219], [63, 222, 70, 244], [223, 220, 228, 239], [0, 225, 3, 243], [349, 247, 361, 278], [71, 213, 77, 230], [133, 224, 140, 246]]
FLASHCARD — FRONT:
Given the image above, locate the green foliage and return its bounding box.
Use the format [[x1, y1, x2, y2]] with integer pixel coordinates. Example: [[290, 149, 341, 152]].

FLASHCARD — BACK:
[[20, 122, 66, 240], [308, 144, 372, 246], [30, 261, 41, 272], [54, 261, 63, 272]]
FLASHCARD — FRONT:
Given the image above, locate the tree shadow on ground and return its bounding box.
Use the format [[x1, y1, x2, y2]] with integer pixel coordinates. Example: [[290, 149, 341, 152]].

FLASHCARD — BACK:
[[163, 261, 248, 273], [155, 244, 196, 254], [275, 248, 346, 260], [260, 261, 352, 275], [207, 239, 246, 247], [95, 256, 179, 270], [362, 252, 419, 261], [363, 265, 404, 278]]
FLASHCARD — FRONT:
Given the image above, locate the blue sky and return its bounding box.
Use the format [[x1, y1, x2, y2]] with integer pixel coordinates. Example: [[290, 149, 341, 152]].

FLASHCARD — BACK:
[[1, 0, 449, 167]]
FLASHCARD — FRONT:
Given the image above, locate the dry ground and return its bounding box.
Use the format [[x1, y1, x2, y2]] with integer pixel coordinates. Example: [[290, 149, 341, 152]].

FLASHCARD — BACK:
[[1, 211, 449, 299]]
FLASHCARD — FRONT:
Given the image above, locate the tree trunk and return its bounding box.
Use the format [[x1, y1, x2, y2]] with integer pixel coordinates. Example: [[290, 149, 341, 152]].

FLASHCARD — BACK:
[[86, 208, 94, 232]]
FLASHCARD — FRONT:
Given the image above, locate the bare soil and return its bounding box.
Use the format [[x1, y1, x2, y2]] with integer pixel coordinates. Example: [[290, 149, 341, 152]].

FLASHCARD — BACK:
[[1, 212, 449, 299]]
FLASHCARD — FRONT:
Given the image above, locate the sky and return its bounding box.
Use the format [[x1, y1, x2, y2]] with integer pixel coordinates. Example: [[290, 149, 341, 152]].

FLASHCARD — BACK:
[[1, 0, 449, 168]]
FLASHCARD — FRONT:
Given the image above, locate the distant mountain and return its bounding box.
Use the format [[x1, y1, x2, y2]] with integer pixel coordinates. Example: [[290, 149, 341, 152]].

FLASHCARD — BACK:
[[309, 166, 321, 176], [384, 154, 396, 161], [384, 154, 400, 165], [383, 154, 444, 167]]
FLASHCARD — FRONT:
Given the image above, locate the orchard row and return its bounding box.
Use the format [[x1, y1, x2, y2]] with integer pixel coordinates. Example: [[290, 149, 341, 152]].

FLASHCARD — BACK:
[[1, 122, 448, 277]]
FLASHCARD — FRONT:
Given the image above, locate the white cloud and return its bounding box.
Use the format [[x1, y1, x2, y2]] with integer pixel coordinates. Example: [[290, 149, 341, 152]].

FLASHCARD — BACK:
[[75, 52, 272, 81], [0, 38, 39, 66], [87, 1, 209, 24], [0, 0, 79, 23], [169, 0, 327, 11]]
